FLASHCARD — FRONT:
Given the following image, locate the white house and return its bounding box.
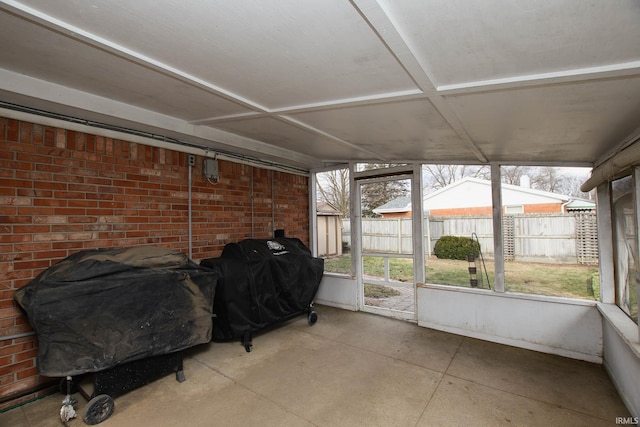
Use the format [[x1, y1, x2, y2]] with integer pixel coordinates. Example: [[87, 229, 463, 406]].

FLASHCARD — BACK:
[[374, 177, 595, 217]]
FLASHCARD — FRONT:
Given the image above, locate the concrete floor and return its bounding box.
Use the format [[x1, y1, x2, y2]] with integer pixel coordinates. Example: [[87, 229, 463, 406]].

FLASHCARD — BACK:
[[1, 305, 631, 426]]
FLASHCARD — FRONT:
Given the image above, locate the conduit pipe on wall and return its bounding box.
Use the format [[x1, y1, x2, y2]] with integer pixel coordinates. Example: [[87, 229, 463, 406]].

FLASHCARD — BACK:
[[188, 156, 193, 259], [0, 331, 35, 341], [0, 105, 309, 177], [251, 167, 255, 238]]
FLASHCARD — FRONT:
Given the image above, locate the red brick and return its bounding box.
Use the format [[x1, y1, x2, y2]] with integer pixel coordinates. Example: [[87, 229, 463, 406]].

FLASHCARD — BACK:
[[13, 225, 49, 234], [13, 260, 50, 270], [16, 366, 38, 380], [0, 359, 33, 377], [52, 241, 84, 250], [53, 208, 85, 216], [0, 342, 32, 357], [29, 124, 42, 145], [14, 349, 38, 363], [55, 129, 66, 148], [51, 224, 83, 233], [33, 250, 67, 260], [6, 119, 19, 142], [66, 130, 76, 150], [13, 243, 50, 252], [42, 127, 54, 147]]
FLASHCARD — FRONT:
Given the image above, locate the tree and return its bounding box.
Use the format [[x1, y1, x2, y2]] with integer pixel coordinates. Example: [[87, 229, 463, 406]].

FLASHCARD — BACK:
[[526, 167, 592, 198], [361, 178, 409, 217], [424, 164, 593, 199], [529, 166, 564, 193], [560, 174, 593, 198], [500, 165, 532, 186], [359, 164, 409, 217], [316, 168, 350, 217], [423, 164, 489, 192]]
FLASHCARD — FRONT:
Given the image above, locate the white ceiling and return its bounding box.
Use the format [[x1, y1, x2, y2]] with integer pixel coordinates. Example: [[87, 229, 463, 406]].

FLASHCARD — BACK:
[[1, 0, 639, 171]]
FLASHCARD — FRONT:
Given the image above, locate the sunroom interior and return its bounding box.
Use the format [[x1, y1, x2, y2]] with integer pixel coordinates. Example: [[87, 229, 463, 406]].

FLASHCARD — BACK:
[[1, 0, 639, 423]]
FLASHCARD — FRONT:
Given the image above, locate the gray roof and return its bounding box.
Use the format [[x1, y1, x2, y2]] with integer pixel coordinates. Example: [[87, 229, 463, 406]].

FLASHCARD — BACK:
[[373, 196, 411, 213]]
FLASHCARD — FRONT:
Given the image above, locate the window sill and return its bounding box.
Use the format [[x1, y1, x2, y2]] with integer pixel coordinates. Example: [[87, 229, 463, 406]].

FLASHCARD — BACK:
[[597, 302, 640, 359], [322, 271, 354, 279], [419, 282, 598, 307]]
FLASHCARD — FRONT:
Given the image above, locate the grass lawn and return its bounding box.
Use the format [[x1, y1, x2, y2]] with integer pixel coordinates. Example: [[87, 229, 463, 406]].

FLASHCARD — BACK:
[[324, 255, 599, 300]]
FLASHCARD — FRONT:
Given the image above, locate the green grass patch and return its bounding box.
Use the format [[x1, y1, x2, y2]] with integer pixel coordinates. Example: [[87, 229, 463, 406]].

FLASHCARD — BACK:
[[324, 255, 599, 300]]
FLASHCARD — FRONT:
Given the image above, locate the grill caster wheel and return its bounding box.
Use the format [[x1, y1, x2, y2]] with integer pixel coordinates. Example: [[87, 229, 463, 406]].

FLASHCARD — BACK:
[[83, 394, 114, 425], [308, 310, 318, 325]]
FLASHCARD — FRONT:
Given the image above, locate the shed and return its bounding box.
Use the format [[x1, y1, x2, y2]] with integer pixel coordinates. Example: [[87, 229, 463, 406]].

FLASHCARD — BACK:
[[316, 202, 343, 257]]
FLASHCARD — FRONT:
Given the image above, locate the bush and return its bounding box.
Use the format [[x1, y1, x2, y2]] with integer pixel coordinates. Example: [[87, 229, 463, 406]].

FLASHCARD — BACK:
[[434, 235, 480, 260]]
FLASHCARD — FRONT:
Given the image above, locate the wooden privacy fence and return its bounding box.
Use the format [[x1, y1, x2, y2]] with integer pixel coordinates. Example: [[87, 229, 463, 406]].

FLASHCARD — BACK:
[[342, 212, 598, 265]]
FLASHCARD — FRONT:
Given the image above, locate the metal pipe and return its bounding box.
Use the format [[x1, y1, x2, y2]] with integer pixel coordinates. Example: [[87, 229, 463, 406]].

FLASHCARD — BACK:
[[188, 157, 193, 258], [0, 104, 309, 177], [251, 167, 254, 238], [0, 331, 35, 341]]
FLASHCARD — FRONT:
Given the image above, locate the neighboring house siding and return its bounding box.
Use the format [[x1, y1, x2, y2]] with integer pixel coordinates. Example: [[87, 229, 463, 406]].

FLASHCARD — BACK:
[[377, 178, 578, 218], [0, 117, 310, 408]]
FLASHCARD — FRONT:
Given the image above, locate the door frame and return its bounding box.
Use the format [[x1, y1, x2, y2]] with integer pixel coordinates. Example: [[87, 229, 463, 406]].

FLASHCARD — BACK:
[[350, 164, 425, 320]]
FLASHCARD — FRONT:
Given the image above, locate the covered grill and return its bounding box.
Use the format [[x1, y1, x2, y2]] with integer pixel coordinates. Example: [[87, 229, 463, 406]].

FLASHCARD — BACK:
[[14, 246, 218, 377], [201, 237, 323, 351], [14, 246, 219, 424]]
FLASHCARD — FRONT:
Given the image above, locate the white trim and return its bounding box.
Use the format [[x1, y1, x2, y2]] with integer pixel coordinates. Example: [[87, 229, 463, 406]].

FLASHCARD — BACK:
[[438, 61, 640, 96], [598, 303, 640, 359]]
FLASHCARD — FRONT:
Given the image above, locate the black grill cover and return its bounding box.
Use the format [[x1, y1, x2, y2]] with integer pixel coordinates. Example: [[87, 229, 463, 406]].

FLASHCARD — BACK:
[[201, 238, 323, 340], [14, 246, 219, 377]]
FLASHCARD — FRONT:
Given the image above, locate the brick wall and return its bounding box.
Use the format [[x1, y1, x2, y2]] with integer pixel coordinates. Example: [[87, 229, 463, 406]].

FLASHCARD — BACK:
[[379, 211, 412, 218], [523, 202, 563, 214], [428, 207, 493, 216], [0, 117, 310, 408], [430, 203, 564, 216]]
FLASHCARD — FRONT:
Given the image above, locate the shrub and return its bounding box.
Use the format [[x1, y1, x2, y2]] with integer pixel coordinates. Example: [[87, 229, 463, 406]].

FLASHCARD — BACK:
[[434, 235, 480, 260]]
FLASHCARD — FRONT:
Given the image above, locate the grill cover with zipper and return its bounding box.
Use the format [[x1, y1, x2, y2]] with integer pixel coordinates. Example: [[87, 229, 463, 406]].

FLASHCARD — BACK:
[[13, 246, 219, 377]]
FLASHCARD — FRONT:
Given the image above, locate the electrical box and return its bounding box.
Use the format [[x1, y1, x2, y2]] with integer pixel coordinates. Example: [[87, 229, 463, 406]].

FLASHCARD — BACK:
[[204, 158, 219, 183]]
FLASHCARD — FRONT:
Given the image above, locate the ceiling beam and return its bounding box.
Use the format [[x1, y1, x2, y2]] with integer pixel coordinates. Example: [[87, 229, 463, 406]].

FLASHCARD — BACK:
[[190, 90, 426, 124], [350, 0, 489, 163], [438, 61, 640, 96]]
